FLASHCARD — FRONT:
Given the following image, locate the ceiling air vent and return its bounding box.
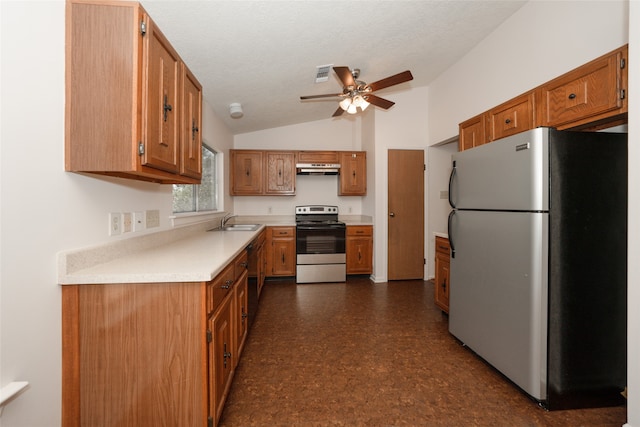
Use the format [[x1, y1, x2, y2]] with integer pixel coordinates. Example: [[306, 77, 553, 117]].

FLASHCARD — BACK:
[[315, 64, 333, 83]]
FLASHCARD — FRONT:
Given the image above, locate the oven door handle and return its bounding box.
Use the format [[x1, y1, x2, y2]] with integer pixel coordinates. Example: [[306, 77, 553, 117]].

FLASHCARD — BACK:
[[296, 226, 346, 231]]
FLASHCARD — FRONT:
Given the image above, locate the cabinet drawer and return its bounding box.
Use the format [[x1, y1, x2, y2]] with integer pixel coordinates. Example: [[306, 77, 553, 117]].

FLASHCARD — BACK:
[[269, 226, 295, 238], [435, 236, 450, 255], [207, 264, 234, 314], [347, 225, 372, 237], [488, 92, 535, 141], [297, 151, 339, 164], [234, 251, 248, 279], [538, 47, 626, 128]]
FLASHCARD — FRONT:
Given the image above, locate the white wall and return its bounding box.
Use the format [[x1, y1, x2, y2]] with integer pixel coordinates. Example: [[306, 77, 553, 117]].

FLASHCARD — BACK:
[[0, 2, 233, 425], [626, 0, 639, 424]]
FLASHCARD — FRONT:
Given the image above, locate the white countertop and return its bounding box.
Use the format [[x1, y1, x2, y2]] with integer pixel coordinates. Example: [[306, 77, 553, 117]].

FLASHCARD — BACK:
[[58, 225, 264, 285]]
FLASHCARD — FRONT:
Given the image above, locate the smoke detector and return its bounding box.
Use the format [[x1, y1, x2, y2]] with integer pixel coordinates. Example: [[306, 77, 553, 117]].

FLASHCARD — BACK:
[[229, 103, 243, 118]]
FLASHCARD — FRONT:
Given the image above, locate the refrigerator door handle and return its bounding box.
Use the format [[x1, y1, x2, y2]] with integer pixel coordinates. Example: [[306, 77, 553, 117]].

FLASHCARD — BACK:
[[448, 160, 457, 209], [448, 210, 456, 259]]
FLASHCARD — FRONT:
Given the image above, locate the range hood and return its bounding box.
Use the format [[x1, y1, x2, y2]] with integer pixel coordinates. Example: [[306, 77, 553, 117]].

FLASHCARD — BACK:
[[296, 163, 341, 175]]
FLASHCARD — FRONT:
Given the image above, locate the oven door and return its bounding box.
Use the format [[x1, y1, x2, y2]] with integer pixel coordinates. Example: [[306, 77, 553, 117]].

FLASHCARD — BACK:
[[296, 225, 346, 256], [296, 225, 346, 283]]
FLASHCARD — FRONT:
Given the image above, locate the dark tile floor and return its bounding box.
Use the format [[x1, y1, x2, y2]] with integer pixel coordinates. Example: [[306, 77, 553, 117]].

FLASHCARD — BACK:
[[220, 277, 626, 426]]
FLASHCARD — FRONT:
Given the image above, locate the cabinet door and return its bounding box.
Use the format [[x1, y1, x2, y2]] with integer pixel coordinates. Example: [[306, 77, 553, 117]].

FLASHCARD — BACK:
[[487, 92, 535, 142], [230, 150, 264, 195], [210, 296, 234, 425], [270, 239, 296, 276], [434, 251, 450, 313], [538, 46, 627, 129], [265, 151, 296, 195], [142, 19, 180, 173], [346, 237, 373, 274], [234, 271, 249, 362], [180, 64, 202, 179], [267, 227, 296, 276], [339, 152, 367, 196], [346, 226, 373, 274], [459, 114, 487, 151]]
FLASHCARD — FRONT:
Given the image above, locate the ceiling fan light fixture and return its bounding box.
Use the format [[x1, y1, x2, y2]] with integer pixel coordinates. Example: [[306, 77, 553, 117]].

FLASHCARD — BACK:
[[360, 99, 370, 111], [229, 103, 243, 118], [339, 97, 352, 111], [347, 103, 357, 114]]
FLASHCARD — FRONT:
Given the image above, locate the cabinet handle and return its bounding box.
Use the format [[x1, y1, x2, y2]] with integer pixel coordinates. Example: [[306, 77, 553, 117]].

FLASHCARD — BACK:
[[281, 253, 285, 264], [221, 279, 232, 289], [163, 94, 172, 122], [191, 119, 199, 141], [505, 118, 511, 124], [442, 278, 447, 290], [245, 169, 250, 176], [352, 171, 356, 178], [568, 93, 576, 99], [240, 261, 248, 268]]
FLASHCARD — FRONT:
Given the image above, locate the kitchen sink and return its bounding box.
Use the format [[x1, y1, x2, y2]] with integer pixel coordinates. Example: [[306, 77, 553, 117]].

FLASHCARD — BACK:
[[209, 224, 261, 232]]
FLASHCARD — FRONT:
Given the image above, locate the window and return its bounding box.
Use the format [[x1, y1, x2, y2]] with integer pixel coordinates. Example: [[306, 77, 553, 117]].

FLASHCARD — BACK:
[[173, 143, 219, 213]]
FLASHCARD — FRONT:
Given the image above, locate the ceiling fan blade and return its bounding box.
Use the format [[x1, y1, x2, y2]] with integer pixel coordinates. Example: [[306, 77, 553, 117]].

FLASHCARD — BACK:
[[300, 93, 343, 100], [332, 107, 345, 117], [333, 66, 356, 88], [365, 94, 395, 110], [367, 70, 413, 92]]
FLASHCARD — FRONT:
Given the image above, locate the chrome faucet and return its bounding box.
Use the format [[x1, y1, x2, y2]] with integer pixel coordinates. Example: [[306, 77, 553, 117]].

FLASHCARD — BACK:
[[221, 213, 237, 228]]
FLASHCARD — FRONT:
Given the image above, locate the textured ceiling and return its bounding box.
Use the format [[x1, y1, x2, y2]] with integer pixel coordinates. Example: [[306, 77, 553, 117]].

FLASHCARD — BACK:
[[140, 0, 527, 135]]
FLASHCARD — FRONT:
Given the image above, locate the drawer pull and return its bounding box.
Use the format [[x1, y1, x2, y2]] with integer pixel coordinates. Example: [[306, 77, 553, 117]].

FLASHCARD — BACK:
[[240, 261, 248, 268], [438, 245, 448, 251], [568, 93, 576, 99], [505, 118, 511, 124], [221, 279, 233, 289]]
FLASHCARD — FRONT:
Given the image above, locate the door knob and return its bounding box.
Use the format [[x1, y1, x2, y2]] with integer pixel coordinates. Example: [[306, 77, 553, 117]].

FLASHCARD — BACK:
[[389, 212, 395, 217]]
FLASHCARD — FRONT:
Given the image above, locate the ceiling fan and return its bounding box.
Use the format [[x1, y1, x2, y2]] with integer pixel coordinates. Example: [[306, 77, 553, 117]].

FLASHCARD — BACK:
[[300, 66, 413, 117]]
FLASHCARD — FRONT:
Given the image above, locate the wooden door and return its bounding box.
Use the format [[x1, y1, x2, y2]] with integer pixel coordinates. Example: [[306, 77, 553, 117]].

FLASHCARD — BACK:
[[388, 150, 424, 280]]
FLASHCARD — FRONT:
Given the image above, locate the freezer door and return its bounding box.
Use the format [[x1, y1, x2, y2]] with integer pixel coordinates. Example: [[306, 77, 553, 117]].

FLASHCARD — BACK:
[[449, 210, 548, 401], [450, 128, 548, 211]]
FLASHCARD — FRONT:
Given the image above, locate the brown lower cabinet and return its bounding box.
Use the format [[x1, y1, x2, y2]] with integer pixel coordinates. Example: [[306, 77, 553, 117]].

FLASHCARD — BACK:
[[266, 226, 296, 277], [434, 236, 450, 313], [61, 250, 249, 427], [346, 225, 373, 275]]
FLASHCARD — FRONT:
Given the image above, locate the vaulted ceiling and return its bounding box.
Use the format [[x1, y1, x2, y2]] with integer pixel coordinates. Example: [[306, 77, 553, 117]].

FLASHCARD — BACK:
[[140, 0, 527, 135]]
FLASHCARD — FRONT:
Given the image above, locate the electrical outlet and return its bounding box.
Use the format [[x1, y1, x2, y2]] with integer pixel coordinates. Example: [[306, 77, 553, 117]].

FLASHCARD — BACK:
[[122, 212, 132, 233], [146, 209, 160, 228], [109, 212, 122, 236], [133, 211, 145, 232]]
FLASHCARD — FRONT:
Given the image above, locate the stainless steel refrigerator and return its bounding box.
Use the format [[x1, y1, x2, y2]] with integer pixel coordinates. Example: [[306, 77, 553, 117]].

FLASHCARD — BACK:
[[447, 127, 627, 410]]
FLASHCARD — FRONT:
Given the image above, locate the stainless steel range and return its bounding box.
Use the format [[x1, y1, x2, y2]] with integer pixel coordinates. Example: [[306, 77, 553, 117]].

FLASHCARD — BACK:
[[295, 205, 346, 284]]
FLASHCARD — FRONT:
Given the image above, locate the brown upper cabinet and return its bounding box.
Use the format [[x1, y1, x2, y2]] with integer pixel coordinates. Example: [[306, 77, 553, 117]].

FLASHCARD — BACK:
[[65, 1, 202, 184], [230, 150, 296, 195], [459, 44, 627, 151], [338, 151, 367, 196], [459, 114, 488, 151], [265, 151, 296, 195], [487, 91, 535, 142], [537, 45, 627, 130], [297, 151, 340, 164], [230, 150, 367, 196]]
